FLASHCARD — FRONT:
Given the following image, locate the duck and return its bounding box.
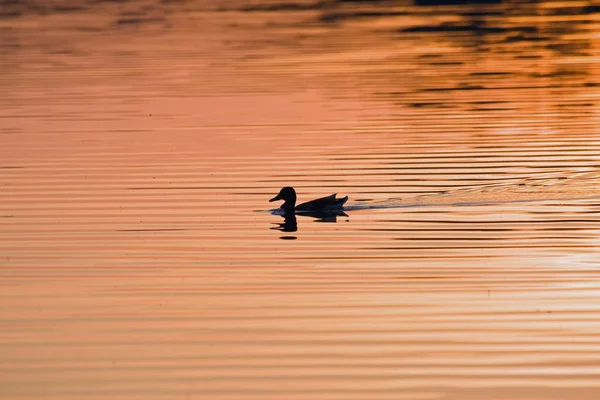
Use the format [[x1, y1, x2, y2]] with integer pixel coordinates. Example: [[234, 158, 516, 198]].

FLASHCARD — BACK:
[[269, 186, 348, 214]]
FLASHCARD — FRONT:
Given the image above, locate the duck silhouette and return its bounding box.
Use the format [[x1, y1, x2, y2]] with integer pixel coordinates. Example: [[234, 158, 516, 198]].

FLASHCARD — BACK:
[[269, 187, 348, 215]]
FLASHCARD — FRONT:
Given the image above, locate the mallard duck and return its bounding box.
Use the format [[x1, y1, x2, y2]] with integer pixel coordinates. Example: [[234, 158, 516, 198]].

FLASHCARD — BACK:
[[269, 187, 348, 213]]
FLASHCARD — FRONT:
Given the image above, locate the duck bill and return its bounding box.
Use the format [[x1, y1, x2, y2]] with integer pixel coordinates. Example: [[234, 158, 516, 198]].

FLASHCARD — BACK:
[[269, 194, 282, 202]]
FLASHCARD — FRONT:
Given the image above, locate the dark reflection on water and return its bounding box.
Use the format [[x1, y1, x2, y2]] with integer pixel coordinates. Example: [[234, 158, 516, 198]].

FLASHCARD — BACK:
[[272, 212, 298, 233], [271, 210, 349, 236]]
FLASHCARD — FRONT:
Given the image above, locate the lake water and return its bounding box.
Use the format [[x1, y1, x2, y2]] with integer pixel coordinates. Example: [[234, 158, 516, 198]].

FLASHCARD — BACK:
[[2, 0, 600, 399]]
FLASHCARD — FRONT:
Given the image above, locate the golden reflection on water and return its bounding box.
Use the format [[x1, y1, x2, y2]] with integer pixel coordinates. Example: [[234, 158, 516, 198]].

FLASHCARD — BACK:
[[1, 0, 600, 399]]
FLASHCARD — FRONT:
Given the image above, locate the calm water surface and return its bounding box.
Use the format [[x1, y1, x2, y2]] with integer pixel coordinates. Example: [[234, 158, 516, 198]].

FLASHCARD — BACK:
[[2, 1, 600, 399]]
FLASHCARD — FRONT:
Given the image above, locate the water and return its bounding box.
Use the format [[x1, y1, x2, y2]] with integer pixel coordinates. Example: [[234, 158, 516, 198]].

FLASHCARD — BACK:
[[2, 1, 600, 398]]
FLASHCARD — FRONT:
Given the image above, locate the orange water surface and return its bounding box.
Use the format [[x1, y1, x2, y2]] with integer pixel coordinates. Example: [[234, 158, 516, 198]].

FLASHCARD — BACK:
[[1, 1, 600, 399]]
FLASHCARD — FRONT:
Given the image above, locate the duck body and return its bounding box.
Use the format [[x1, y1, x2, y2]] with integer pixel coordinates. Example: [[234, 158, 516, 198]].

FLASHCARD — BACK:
[[295, 193, 348, 212], [270, 187, 348, 214]]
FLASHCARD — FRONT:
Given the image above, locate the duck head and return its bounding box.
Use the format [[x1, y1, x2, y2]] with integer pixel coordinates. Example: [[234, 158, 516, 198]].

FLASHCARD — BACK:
[[269, 186, 297, 211]]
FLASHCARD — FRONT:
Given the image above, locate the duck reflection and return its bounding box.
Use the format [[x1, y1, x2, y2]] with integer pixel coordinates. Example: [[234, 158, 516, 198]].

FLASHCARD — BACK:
[[309, 210, 349, 223], [272, 212, 298, 233], [271, 209, 349, 235]]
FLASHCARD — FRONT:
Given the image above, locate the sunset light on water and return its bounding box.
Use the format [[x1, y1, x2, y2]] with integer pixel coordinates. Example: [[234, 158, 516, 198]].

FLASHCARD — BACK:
[[1, 0, 600, 399]]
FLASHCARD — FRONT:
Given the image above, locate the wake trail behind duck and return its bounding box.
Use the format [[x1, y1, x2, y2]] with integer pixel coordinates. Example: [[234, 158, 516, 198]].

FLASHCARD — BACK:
[[346, 168, 600, 211]]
